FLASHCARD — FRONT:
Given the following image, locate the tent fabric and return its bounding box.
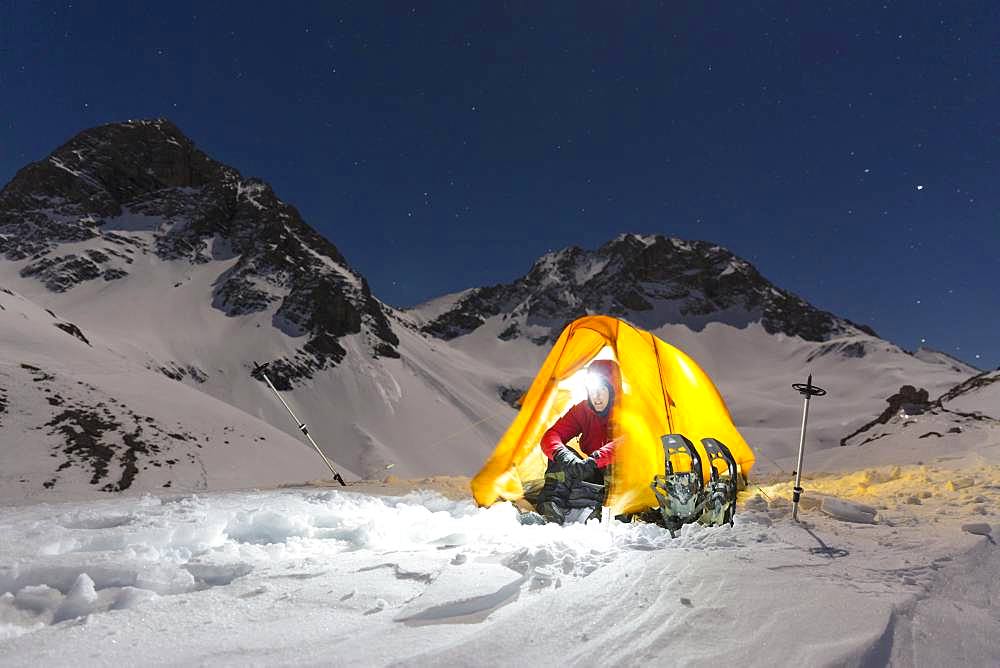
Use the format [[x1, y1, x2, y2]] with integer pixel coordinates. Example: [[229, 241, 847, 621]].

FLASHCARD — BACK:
[[471, 315, 755, 515]]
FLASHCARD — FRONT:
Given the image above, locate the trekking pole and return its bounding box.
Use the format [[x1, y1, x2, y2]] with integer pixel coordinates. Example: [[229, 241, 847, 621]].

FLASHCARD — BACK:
[[790, 374, 826, 521], [252, 361, 346, 486]]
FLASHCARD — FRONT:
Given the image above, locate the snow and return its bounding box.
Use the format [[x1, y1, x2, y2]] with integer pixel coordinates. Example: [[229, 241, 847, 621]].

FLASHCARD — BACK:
[[718, 259, 746, 277], [913, 346, 981, 375], [614, 233, 659, 248], [235, 180, 267, 211], [0, 285, 344, 502], [573, 257, 609, 284], [942, 369, 1000, 416], [403, 288, 476, 324], [1, 439, 999, 665], [819, 496, 877, 523]]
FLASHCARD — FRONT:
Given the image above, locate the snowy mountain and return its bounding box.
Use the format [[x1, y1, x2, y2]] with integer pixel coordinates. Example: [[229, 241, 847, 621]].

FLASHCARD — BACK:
[[0, 120, 517, 496], [0, 118, 398, 386], [415, 233, 878, 344], [0, 118, 987, 503]]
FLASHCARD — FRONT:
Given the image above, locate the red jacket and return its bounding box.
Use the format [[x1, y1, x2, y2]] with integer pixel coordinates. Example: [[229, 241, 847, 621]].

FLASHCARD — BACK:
[[541, 401, 616, 469]]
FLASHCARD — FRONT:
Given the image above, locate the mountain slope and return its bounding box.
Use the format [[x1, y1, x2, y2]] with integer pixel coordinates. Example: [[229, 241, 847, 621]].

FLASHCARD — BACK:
[[939, 367, 1000, 417], [0, 287, 337, 502]]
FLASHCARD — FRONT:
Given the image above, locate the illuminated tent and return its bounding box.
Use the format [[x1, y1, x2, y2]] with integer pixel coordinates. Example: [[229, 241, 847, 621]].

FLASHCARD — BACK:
[[471, 315, 754, 516]]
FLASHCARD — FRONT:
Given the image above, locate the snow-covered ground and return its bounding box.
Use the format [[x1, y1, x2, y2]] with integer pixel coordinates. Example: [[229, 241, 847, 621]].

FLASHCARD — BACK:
[[1, 423, 998, 666]]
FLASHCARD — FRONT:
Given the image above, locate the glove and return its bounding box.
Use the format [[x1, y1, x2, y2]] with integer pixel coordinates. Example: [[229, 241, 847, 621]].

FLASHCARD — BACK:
[[553, 446, 597, 480], [552, 445, 585, 480], [577, 456, 599, 480]]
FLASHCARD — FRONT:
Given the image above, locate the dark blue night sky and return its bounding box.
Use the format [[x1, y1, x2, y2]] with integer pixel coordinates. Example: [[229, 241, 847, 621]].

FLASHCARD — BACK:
[[2, 2, 998, 368]]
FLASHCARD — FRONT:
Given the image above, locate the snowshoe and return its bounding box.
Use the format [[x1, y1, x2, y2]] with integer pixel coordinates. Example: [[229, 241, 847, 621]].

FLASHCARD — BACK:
[[563, 505, 601, 524], [651, 434, 706, 537], [697, 438, 739, 527]]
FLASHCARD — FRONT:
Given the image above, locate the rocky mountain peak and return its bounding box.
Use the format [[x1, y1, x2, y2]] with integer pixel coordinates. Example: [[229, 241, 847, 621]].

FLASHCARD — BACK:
[[417, 232, 880, 346], [0, 119, 398, 386]]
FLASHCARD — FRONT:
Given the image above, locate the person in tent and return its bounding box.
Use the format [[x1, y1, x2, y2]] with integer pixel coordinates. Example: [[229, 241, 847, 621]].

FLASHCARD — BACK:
[[536, 359, 621, 524]]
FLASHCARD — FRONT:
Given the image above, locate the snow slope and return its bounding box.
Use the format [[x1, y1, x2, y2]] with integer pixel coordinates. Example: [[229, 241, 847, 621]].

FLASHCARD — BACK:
[[0, 286, 343, 502], [940, 368, 1000, 417], [0, 228, 512, 487], [0, 425, 997, 665]]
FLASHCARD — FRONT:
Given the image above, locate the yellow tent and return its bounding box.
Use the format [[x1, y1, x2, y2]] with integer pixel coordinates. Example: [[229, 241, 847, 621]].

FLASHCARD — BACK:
[[471, 315, 754, 516]]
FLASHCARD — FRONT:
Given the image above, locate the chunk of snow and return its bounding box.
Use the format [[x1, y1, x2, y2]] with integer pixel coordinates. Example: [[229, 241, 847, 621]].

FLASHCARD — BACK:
[[820, 497, 878, 524], [52, 573, 98, 622], [947, 478, 975, 491], [961, 523, 992, 537], [134, 565, 196, 595], [13, 585, 62, 615], [111, 587, 159, 610]]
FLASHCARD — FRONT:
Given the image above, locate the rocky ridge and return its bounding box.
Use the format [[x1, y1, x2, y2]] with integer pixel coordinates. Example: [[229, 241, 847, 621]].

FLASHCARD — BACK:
[[419, 233, 878, 345]]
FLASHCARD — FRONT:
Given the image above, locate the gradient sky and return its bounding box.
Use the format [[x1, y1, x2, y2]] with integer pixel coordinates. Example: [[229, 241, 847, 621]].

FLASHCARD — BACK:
[[2, 2, 998, 368]]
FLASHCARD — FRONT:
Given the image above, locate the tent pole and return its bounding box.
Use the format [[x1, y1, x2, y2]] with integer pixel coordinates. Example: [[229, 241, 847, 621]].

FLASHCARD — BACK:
[[791, 374, 826, 521]]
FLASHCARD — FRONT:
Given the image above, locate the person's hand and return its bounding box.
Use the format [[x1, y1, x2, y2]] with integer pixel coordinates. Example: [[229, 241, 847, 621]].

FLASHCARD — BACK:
[[554, 445, 588, 479]]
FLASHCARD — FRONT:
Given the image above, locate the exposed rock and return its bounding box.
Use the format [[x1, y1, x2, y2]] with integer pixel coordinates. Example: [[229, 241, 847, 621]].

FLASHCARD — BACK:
[[498, 386, 526, 409], [155, 362, 208, 384], [961, 522, 992, 537], [53, 321, 91, 346], [841, 382, 1000, 447], [840, 385, 934, 446], [937, 368, 1000, 404]]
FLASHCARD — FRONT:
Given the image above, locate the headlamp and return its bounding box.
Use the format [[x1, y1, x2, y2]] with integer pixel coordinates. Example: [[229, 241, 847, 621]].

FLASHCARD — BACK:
[[585, 371, 607, 394]]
